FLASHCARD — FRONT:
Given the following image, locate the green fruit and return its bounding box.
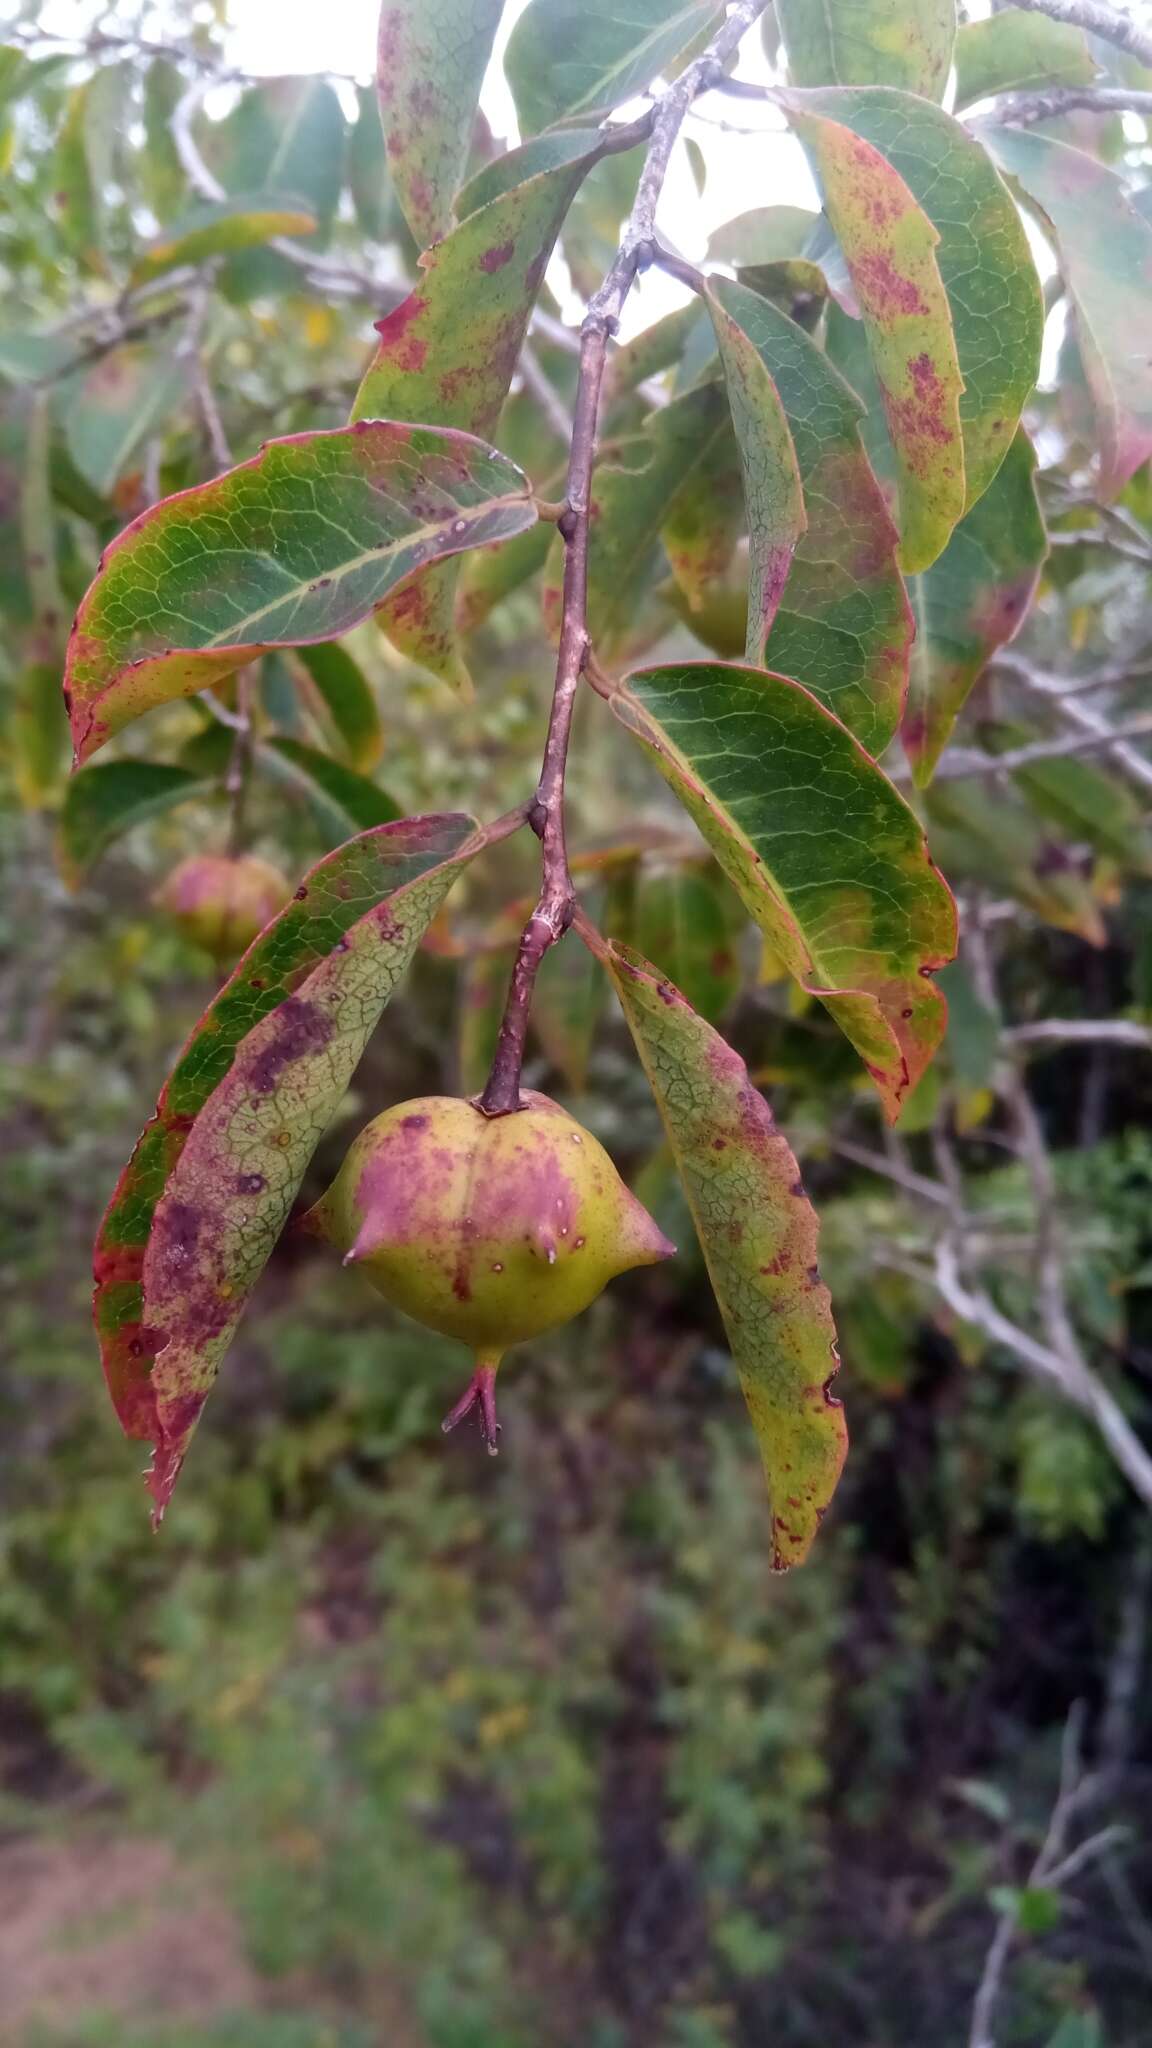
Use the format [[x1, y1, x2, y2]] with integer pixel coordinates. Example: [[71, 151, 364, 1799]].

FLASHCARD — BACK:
[[305, 1092, 675, 1448], [156, 853, 292, 962]]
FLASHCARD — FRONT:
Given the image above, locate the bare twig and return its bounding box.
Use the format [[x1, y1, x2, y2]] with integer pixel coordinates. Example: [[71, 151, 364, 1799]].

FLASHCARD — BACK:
[[174, 275, 233, 474], [1001, 0, 1152, 73], [225, 669, 256, 857], [985, 85, 1152, 123], [518, 345, 574, 444], [1006, 1020, 1152, 1051], [924, 713, 1152, 780], [969, 1707, 1119, 2048], [477, 0, 769, 1116], [995, 651, 1152, 797]]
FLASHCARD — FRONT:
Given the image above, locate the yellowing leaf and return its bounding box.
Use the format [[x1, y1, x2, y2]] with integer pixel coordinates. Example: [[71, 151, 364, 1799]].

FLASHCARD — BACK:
[[782, 91, 965, 572], [778, 0, 954, 100], [95, 813, 488, 1517], [604, 939, 847, 1569]]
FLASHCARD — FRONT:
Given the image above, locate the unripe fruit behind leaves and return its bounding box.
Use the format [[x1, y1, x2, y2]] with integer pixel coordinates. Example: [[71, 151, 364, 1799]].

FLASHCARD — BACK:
[[156, 853, 293, 963], [305, 1093, 675, 1420]]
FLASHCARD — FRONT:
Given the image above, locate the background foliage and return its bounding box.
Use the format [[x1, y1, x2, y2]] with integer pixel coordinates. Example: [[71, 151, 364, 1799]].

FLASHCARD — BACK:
[[3, 0, 1152, 2042]]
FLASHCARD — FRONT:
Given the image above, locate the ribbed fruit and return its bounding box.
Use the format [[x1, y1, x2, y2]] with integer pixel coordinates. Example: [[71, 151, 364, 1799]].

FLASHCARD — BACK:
[[156, 853, 292, 962], [305, 1091, 675, 1449]]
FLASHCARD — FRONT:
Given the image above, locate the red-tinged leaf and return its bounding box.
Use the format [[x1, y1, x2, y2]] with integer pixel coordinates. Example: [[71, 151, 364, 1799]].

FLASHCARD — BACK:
[[789, 91, 1042, 513], [780, 91, 965, 573], [350, 138, 607, 687], [93, 812, 486, 1518], [986, 125, 1152, 498], [703, 283, 806, 663], [709, 275, 912, 755], [601, 938, 846, 1569], [375, 0, 504, 247], [903, 431, 1047, 786], [778, 0, 954, 98], [606, 660, 957, 1118], [65, 423, 535, 764]]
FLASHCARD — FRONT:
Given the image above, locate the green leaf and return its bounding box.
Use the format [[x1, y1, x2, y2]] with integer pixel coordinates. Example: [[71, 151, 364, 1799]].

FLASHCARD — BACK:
[[607, 660, 957, 1117], [582, 386, 737, 653], [458, 943, 514, 1095], [94, 811, 486, 1518], [65, 422, 536, 763], [788, 88, 1043, 521], [927, 780, 1108, 947], [709, 206, 822, 265], [778, 0, 954, 99], [986, 125, 1152, 497], [1012, 752, 1152, 871], [953, 9, 1097, 109], [1044, 2015, 1105, 2048], [376, 0, 504, 246], [780, 92, 965, 572], [351, 139, 605, 687], [349, 85, 401, 244], [709, 276, 912, 755], [130, 197, 319, 284], [634, 867, 742, 1024], [58, 760, 213, 884], [903, 430, 1047, 785], [293, 641, 382, 771], [63, 342, 192, 498], [533, 911, 607, 1092], [603, 939, 847, 1568], [703, 282, 806, 665], [212, 77, 345, 231], [937, 959, 1000, 1092], [141, 57, 186, 222], [506, 0, 721, 135], [263, 736, 402, 834]]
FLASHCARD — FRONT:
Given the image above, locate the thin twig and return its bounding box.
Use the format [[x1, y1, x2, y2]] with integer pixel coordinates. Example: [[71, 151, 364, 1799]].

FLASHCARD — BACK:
[[225, 669, 256, 857], [995, 650, 1152, 797], [926, 713, 1152, 779], [969, 1706, 1118, 2048], [1006, 1020, 1152, 1050], [1001, 0, 1152, 73], [477, 0, 770, 1117], [174, 275, 233, 474], [518, 345, 574, 444], [985, 85, 1152, 123]]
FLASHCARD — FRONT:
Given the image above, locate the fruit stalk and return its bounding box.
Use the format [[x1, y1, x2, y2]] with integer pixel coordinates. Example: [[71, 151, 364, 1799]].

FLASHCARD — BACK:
[[477, 0, 769, 1119]]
